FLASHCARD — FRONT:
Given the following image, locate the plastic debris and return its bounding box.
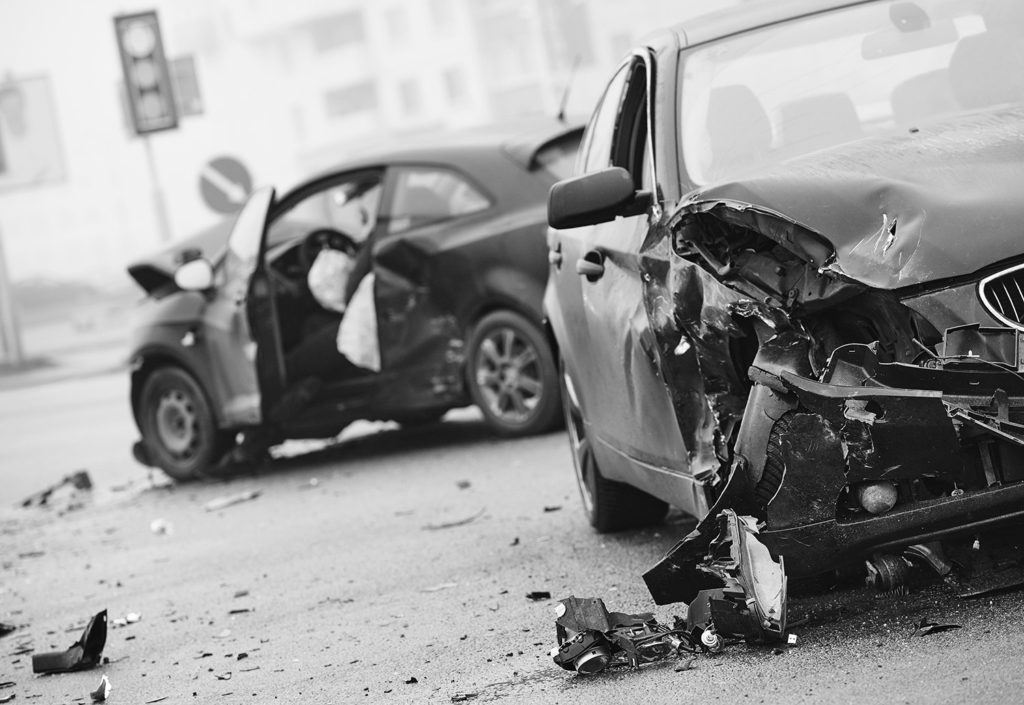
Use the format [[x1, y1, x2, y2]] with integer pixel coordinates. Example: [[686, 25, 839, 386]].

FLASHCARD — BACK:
[[645, 510, 787, 644], [32, 610, 107, 674], [914, 618, 961, 637], [149, 518, 173, 535], [550, 597, 694, 675], [787, 633, 798, 645], [526, 591, 551, 601], [20, 470, 93, 510], [422, 508, 485, 531], [204, 490, 262, 512], [451, 693, 478, 702], [404, 676, 418, 684], [90, 674, 111, 702], [543, 505, 562, 513], [422, 582, 458, 593], [0, 694, 14, 704]]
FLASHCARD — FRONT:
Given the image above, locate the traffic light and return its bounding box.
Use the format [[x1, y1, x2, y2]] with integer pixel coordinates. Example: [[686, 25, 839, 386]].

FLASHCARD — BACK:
[[113, 11, 178, 135]]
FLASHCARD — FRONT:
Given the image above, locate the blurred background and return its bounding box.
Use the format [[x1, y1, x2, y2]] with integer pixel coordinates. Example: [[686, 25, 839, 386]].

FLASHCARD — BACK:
[[0, 0, 739, 370]]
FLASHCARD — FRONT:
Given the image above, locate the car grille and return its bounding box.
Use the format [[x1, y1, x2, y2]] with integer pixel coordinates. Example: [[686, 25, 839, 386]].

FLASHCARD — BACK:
[[980, 264, 1024, 330]]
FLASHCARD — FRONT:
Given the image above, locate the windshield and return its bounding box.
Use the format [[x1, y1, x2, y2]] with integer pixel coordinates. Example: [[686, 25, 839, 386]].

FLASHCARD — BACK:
[[680, 0, 1024, 185]]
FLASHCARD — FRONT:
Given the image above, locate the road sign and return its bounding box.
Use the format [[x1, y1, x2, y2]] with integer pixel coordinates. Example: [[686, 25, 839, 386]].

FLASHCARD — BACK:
[[114, 11, 178, 135], [199, 156, 252, 214]]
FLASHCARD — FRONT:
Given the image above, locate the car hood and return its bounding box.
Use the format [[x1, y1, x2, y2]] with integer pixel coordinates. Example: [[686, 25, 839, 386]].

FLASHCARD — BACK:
[[127, 220, 234, 297], [685, 105, 1024, 290]]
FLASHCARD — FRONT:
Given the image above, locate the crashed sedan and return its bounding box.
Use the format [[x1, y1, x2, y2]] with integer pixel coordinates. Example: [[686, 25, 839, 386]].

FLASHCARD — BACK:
[[545, 0, 1024, 636], [128, 122, 580, 480]]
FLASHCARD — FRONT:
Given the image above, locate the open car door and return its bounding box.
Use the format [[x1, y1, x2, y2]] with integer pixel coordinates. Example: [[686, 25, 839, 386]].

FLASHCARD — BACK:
[[201, 187, 281, 427]]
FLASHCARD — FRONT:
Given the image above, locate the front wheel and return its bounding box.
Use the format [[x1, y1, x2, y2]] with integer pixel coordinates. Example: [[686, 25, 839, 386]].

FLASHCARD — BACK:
[[466, 310, 561, 437], [138, 366, 231, 481], [562, 360, 668, 532]]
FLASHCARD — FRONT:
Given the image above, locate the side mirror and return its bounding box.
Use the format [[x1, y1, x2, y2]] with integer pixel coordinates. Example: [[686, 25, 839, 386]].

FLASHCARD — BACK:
[[173, 258, 214, 291], [548, 166, 652, 229]]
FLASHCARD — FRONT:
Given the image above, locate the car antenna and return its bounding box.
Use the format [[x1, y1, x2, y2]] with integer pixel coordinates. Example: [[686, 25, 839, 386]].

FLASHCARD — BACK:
[[556, 55, 581, 124]]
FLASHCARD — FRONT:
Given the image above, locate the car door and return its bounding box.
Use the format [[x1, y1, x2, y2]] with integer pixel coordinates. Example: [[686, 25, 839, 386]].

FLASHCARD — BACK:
[[371, 165, 493, 399], [549, 55, 703, 516], [200, 187, 277, 427]]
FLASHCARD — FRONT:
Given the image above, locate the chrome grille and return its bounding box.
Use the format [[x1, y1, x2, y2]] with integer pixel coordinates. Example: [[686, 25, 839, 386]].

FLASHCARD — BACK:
[[980, 264, 1024, 330]]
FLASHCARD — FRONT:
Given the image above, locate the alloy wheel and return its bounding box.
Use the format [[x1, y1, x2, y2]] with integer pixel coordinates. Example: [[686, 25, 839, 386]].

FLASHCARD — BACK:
[[474, 326, 545, 425], [155, 388, 200, 460]]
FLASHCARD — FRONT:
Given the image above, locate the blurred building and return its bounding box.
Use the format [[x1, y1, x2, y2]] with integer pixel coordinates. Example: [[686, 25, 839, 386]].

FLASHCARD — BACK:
[[0, 0, 738, 287]]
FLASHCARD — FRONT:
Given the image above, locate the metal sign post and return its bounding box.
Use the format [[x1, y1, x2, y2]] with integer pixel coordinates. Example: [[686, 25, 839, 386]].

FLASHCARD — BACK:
[[143, 136, 172, 242], [0, 222, 24, 365]]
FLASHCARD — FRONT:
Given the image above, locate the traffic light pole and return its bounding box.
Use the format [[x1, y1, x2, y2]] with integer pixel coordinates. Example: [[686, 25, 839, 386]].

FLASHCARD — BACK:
[[0, 221, 24, 365], [143, 135, 172, 243]]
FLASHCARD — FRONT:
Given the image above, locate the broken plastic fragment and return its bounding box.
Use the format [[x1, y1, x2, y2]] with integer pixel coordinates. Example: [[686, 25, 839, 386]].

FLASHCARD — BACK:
[[526, 591, 551, 601], [204, 490, 262, 512], [32, 610, 107, 674], [645, 510, 787, 643], [551, 597, 694, 675], [914, 618, 961, 637], [90, 674, 111, 702], [150, 518, 173, 535]]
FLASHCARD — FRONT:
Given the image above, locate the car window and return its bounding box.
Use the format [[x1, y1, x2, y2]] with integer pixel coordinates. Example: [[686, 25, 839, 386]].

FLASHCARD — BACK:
[[578, 63, 629, 174], [271, 171, 384, 244], [534, 132, 583, 180], [679, 0, 1023, 185], [611, 60, 652, 190], [384, 166, 490, 234]]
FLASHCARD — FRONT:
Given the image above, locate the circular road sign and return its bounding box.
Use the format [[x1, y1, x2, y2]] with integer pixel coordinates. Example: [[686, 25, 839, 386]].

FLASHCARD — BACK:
[[199, 156, 252, 214]]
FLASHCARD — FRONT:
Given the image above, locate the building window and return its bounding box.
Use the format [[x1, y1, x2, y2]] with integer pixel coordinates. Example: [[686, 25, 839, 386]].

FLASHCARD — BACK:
[[324, 82, 378, 119], [308, 10, 365, 53], [398, 79, 421, 115], [443, 68, 467, 105]]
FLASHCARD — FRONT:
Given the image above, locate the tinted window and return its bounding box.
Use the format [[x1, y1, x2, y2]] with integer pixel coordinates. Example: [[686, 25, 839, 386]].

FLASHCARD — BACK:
[[385, 167, 490, 234]]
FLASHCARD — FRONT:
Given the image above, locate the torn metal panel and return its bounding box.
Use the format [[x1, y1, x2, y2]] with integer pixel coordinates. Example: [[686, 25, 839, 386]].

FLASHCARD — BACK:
[[32, 610, 107, 674], [644, 511, 786, 643]]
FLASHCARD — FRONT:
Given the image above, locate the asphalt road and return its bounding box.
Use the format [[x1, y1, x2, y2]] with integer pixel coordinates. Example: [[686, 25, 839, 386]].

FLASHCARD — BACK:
[[4, 371, 1024, 703]]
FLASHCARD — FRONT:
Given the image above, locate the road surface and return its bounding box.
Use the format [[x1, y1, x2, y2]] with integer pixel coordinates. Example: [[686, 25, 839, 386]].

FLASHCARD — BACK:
[[3, 370, 1024, 703]]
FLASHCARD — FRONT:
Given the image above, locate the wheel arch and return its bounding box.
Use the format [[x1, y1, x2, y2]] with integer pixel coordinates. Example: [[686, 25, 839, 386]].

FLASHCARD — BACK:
[[130, 346, 227, 430]]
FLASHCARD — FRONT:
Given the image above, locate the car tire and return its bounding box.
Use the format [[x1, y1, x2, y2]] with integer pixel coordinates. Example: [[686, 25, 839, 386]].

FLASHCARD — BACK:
[[138, 366, 231, 482], [561, 360, 668, 532], [466, 310, 561, 437]]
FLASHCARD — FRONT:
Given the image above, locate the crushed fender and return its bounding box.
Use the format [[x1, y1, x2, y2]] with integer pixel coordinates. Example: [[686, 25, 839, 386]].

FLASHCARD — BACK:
[[549, 596, 694, 675], [32, 610, 107, 674], [644, 510, 787, 644]]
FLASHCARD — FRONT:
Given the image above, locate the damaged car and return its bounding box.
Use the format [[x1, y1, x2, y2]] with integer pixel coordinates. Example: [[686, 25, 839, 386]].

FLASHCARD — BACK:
[[545, 0, 1024, 618], [128, 121, 581, 480]]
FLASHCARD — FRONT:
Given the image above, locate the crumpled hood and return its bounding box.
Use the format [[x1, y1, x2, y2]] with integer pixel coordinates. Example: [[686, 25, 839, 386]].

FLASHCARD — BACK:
[[127, 220, 233, 297], [686, 105, 1024, 290]]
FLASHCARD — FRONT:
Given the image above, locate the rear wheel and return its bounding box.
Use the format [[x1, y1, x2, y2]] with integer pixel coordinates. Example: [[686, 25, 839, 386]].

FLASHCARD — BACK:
[[467, 310, 561, 436], [562, 360, 668, 532], [138, 366, 232, 481]]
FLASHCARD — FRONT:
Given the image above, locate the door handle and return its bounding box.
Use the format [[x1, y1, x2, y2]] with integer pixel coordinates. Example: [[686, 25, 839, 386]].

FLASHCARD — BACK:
[[576, 251, 605, 281], [548, 242, 563, 268]]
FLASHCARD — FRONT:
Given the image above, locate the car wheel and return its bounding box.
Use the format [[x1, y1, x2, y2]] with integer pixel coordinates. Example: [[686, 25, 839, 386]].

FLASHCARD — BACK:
[[138, 366, 231, 481], [466, 310, 561, 436], [561, 360, 668, 532]]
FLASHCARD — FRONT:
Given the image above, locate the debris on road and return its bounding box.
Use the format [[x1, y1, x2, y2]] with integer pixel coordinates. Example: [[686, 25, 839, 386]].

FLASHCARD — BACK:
[[0, 694, 14, 704], [674, 657, 696, 672], [422, 582, 458, 593], [550, 597, 693, 675], [509, 537, 520, 547], [914, 618, 961, 637], [111, 612, 141, 629], [542, 505, 562, 513], [32, 610, 107, 674], [645, 510, 787, 643], [0, 622, 15, 638], [204, 490, 262, 512], [149, 518, 173, 535], [456, 480, 471, 490], [422, 508, 485, 531], [90, 674, 111, 702], [233, 590, 250, 599], [404, 676, 418, 684], [451, 693, 478, 702], [20, 470, 93, 511], [526, 591, 551, 601]]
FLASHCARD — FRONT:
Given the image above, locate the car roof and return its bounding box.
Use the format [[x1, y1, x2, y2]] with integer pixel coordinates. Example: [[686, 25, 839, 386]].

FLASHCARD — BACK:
[[644, 0, 872, 50], [305, 119, 584, 180]]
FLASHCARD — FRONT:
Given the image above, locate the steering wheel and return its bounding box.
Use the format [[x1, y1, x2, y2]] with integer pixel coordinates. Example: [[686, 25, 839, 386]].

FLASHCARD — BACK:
[[298, 228, 359, 271]]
